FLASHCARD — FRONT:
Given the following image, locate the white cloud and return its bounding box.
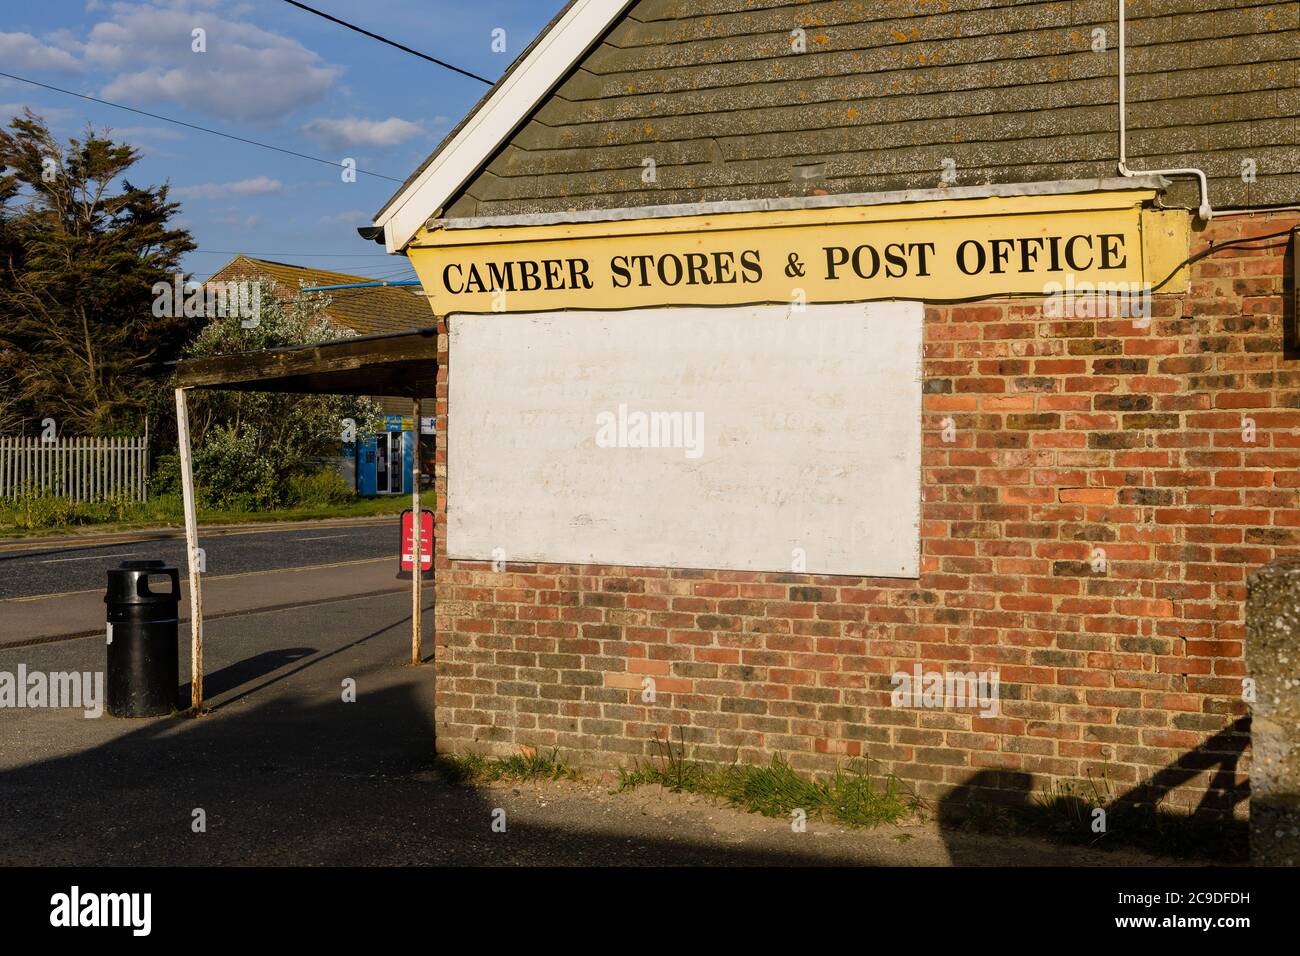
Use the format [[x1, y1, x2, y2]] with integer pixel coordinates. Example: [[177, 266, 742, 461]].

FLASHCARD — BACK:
[[318, 208, 371, 225], [0, 32, 82, 71], [80, 2, 340, 125], [302, 116, 425, 150], [0, 104, 76, 126], [175, 176, 281, 199], [216, 212, 261, 228]]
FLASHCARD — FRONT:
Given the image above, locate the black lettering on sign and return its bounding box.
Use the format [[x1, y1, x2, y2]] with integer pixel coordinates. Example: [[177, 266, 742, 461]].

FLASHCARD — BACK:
[[568, 258, 593, 289], [824, 246, 849, 280], [685, 252, 711, 285], [1064, 235, 1094, 271], [1099, 234, 1127, 269], [657, 254, 683, 286], [443, 263, 463, 293], [911, 242, 935, 276], [543, 259, 563, 290], [488, 262, 515, 292], [442, 230, 1132, 299], [884, 243, 909, 279], [519, 260, 541, 292], [852, 244, 881, 280], [631, 254, 653, 287], [956, 240, 985, 275], [988, 238, 1015, 274], [611, 255, 631, 288], [1019, 238, 1046, 273], [463, 263, 486, 294], [712, 251, 737, 283]]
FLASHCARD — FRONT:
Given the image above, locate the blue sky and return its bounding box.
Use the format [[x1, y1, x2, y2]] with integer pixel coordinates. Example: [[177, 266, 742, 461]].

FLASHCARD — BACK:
[[1, 0, 566, 282]]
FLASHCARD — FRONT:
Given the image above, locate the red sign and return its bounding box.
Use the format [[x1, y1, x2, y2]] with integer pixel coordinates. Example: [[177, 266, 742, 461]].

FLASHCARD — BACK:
[[400, 510, 434, 572]]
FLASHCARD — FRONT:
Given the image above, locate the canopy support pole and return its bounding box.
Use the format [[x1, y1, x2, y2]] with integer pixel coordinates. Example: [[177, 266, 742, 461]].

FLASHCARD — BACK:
[[175, 387, 204, 709], [411, 396, 422, 665]]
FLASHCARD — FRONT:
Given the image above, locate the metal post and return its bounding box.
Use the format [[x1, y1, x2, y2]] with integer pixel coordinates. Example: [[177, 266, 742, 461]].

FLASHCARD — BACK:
[[411, 397, 422, 665], [175, 388, 204, 709]]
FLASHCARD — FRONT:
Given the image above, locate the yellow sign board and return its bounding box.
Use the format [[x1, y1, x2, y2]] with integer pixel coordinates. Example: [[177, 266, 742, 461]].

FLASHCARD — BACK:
[[407, 190, 1189, 314]]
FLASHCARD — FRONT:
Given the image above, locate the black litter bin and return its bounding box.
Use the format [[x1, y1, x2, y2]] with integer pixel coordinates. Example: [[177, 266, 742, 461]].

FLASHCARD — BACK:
[[105, 560, 181, 717]]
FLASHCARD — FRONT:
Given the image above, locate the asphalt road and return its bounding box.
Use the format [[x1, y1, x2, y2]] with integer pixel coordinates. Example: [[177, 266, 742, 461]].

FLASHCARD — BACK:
[[0, 520, 400, 600]]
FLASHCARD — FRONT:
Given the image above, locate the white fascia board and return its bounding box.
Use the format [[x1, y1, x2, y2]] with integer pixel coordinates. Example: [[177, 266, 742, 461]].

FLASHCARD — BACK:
[[376, 0, 635, 253]]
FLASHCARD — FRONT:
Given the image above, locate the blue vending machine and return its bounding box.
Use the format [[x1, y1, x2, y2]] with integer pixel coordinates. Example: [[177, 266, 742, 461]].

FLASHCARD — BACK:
[[354, 418, 411, 496], [401, 427, 413, 493], [357, 434, 379, 496]]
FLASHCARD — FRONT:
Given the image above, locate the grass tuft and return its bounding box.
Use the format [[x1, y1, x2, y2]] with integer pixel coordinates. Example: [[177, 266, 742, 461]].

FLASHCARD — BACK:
[[617, 729, 921, 830], [434, 748, 579, 785]]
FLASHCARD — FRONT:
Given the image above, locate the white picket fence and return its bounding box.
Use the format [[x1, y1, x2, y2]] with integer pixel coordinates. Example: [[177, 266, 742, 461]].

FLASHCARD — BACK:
[[0, 436, 149, 503]]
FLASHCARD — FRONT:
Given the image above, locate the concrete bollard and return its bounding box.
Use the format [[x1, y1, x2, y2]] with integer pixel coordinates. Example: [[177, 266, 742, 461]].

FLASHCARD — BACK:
[[1246, 556, 1300, 865]]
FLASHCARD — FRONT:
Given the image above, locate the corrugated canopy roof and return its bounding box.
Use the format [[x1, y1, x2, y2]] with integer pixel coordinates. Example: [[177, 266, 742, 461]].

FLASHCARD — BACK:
[[172, 327, 438, 398]]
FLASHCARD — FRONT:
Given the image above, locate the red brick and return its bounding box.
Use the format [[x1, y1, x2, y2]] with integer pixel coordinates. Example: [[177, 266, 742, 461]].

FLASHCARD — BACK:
[[428, 216, 1299, 818]]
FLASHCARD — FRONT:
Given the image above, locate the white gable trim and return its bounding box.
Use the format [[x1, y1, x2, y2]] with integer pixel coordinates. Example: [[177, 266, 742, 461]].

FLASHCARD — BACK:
[[374, 0, 636, 253]]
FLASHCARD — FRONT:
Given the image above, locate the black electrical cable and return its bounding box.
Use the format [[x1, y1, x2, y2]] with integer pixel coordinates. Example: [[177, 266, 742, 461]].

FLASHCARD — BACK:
[[0, 70, 403, 183], [280, 0, 494, 85], [1147, 227, 1294, 294]]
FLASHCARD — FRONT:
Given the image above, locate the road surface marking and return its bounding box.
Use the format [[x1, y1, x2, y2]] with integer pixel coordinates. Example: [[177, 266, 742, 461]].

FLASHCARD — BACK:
[[2, 556, 393, 603], [295, 534, 349, 541], [40, 552, 140, 564]]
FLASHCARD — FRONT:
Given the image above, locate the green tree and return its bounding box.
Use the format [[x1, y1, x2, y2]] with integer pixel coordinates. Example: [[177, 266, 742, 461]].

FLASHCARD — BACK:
[[0, 109, 195, 435], [151, 278, 381, 510]]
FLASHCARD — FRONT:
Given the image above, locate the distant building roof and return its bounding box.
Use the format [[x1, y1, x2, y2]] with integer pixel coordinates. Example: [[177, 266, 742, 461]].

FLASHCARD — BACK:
[[208, 255, 432, 336]]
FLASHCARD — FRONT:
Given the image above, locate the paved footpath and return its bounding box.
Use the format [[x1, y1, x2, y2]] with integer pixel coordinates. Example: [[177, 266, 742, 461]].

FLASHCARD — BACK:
[[0, 592, 1189, 867]]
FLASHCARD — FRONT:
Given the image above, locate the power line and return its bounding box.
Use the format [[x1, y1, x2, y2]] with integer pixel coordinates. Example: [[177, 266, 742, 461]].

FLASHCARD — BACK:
[[0, 70, 404, 183], [281, 0, 494, 85]]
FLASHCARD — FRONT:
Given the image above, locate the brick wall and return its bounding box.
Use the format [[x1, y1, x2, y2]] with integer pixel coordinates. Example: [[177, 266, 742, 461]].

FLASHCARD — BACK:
[[429, 210, 1298, 814]]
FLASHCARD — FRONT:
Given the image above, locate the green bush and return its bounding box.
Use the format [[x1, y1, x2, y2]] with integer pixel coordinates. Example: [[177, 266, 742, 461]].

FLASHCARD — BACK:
[[3, 487, 80, 529], [286, 467, 355, 506], [149, 452, 181, 497], [147, 449, 353, 513], [0, 487, 178, 531], [193, 426, 282, 511]]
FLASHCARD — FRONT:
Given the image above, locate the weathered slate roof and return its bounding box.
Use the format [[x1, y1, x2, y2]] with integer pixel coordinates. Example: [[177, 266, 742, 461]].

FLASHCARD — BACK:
[[208, 256, 432, 336], [434, 0, 1297, 220]]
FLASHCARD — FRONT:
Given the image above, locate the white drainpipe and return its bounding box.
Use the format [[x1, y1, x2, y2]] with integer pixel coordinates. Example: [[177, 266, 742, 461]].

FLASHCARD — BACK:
[[1117, 0, 1214, 221]]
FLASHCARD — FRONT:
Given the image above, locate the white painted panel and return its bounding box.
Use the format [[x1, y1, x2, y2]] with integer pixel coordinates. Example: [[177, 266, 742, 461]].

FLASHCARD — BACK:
[[448, 303, 923, 577]]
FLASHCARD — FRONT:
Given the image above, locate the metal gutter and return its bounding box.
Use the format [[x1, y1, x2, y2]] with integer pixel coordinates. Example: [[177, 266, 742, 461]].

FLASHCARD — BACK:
[[428, 176, 1170, 233]]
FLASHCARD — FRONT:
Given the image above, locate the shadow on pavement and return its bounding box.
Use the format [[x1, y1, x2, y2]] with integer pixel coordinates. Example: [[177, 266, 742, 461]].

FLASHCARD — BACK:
[[0, 680, 932, 866], [187, 647, 316, 700], [0, 600, 908, 867]]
